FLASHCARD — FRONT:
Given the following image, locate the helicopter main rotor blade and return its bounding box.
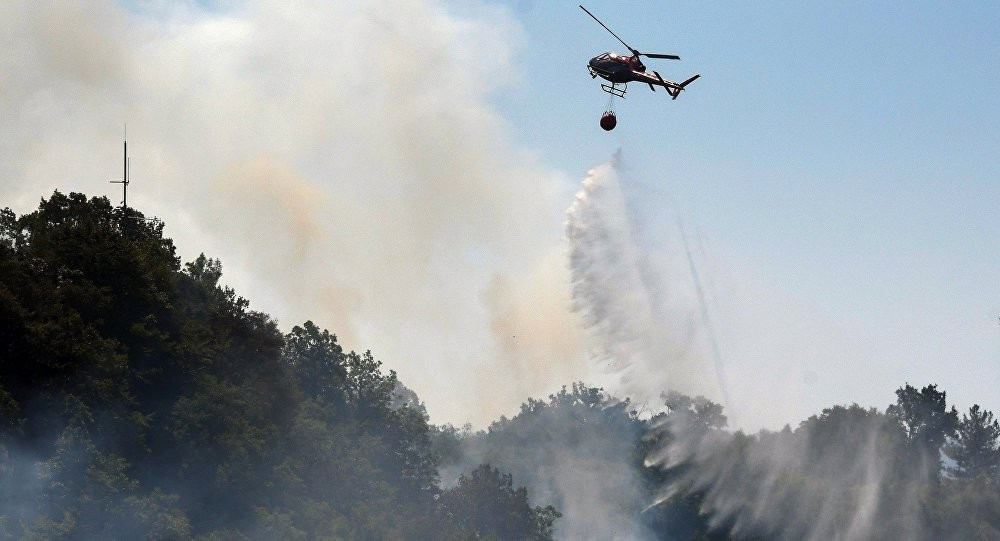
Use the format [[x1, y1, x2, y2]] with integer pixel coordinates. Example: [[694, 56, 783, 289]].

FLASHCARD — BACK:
[[642, 52, 681, 60], [579, 5, 638, 56]]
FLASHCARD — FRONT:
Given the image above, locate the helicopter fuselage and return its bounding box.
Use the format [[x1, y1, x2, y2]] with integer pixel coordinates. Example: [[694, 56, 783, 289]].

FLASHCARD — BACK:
[[588, 51, 693, 94], [587, 52, 643, 83]]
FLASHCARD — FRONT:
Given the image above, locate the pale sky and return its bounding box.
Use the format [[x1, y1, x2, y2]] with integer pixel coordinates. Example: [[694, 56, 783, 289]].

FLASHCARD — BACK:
[[1, 0, 996, 430]]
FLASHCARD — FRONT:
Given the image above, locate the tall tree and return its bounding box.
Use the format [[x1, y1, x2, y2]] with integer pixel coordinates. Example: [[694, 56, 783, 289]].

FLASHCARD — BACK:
[[284, 320, 347, 406], [946, 405, 1000, 481], [439, 464, 560, 541], [887, 383, 959, 478]]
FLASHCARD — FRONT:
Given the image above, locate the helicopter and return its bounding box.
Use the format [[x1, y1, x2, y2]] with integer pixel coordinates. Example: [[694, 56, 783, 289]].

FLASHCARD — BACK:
[[580, 5, 699, 130]]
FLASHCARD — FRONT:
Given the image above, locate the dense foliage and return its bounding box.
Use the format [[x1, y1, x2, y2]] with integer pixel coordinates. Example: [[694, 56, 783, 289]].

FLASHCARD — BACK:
[[0, 193, 557, 540], [1, 192, 997, 539]]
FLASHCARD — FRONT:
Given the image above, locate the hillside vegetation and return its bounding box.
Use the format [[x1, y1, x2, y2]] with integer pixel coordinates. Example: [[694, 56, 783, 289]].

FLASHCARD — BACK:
[[0, 193, 557, 540]]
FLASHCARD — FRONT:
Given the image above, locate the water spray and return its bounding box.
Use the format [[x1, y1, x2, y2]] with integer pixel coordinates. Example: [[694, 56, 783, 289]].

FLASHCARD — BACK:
[[676, 215, 732, 416]]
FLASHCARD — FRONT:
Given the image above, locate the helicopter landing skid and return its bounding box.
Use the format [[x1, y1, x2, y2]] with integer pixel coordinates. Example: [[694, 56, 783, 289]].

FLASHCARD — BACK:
[[601, 83, 627, 99]]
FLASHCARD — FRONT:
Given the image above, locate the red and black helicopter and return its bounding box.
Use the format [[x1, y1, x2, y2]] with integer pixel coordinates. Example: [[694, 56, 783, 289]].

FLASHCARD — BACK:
[[581, 5, 699, 130]]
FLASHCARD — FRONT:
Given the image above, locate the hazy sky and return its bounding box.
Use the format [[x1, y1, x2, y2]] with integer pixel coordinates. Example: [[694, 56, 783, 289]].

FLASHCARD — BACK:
[[1, 0, 996, 430]]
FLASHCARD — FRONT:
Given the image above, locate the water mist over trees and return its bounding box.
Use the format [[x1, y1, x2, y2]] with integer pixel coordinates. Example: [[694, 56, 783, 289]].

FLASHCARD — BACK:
[[554, 160, 999, 540]]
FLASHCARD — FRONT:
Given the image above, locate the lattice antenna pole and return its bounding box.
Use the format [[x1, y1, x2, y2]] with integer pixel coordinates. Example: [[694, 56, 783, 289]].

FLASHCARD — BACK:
[[109, 123, 129, 209]]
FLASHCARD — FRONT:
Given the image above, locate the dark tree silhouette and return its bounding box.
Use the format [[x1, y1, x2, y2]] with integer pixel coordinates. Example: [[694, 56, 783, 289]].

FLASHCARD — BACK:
[[440, 464, 560, 541], [947, 405, 1000, 481], [888, 383, 959, 479]]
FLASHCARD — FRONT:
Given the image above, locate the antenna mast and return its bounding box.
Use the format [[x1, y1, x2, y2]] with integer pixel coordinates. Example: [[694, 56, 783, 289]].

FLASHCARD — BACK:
[[110, 124, 129, 208]]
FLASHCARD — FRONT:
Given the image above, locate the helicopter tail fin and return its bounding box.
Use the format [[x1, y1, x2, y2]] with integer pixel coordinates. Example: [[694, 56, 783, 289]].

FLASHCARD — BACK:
[[668, 74, 700, 100]]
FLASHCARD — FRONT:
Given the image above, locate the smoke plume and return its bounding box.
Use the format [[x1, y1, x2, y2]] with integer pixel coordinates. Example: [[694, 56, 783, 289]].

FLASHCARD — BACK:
[[0, 0, 588, 427]]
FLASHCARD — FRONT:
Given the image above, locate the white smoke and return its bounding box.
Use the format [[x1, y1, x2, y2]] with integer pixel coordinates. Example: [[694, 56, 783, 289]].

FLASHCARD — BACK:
[[0, 0, 588, 427], [439, 386, 656, 541]]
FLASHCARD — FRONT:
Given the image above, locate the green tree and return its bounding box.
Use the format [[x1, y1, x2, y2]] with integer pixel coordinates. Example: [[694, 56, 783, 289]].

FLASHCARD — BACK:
[[946, 405, 1000, 481], [887, 383, 959, 479], [661, 390, 728, 434], [439, 464, 560, 541], [283, 321, 346, 405]]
